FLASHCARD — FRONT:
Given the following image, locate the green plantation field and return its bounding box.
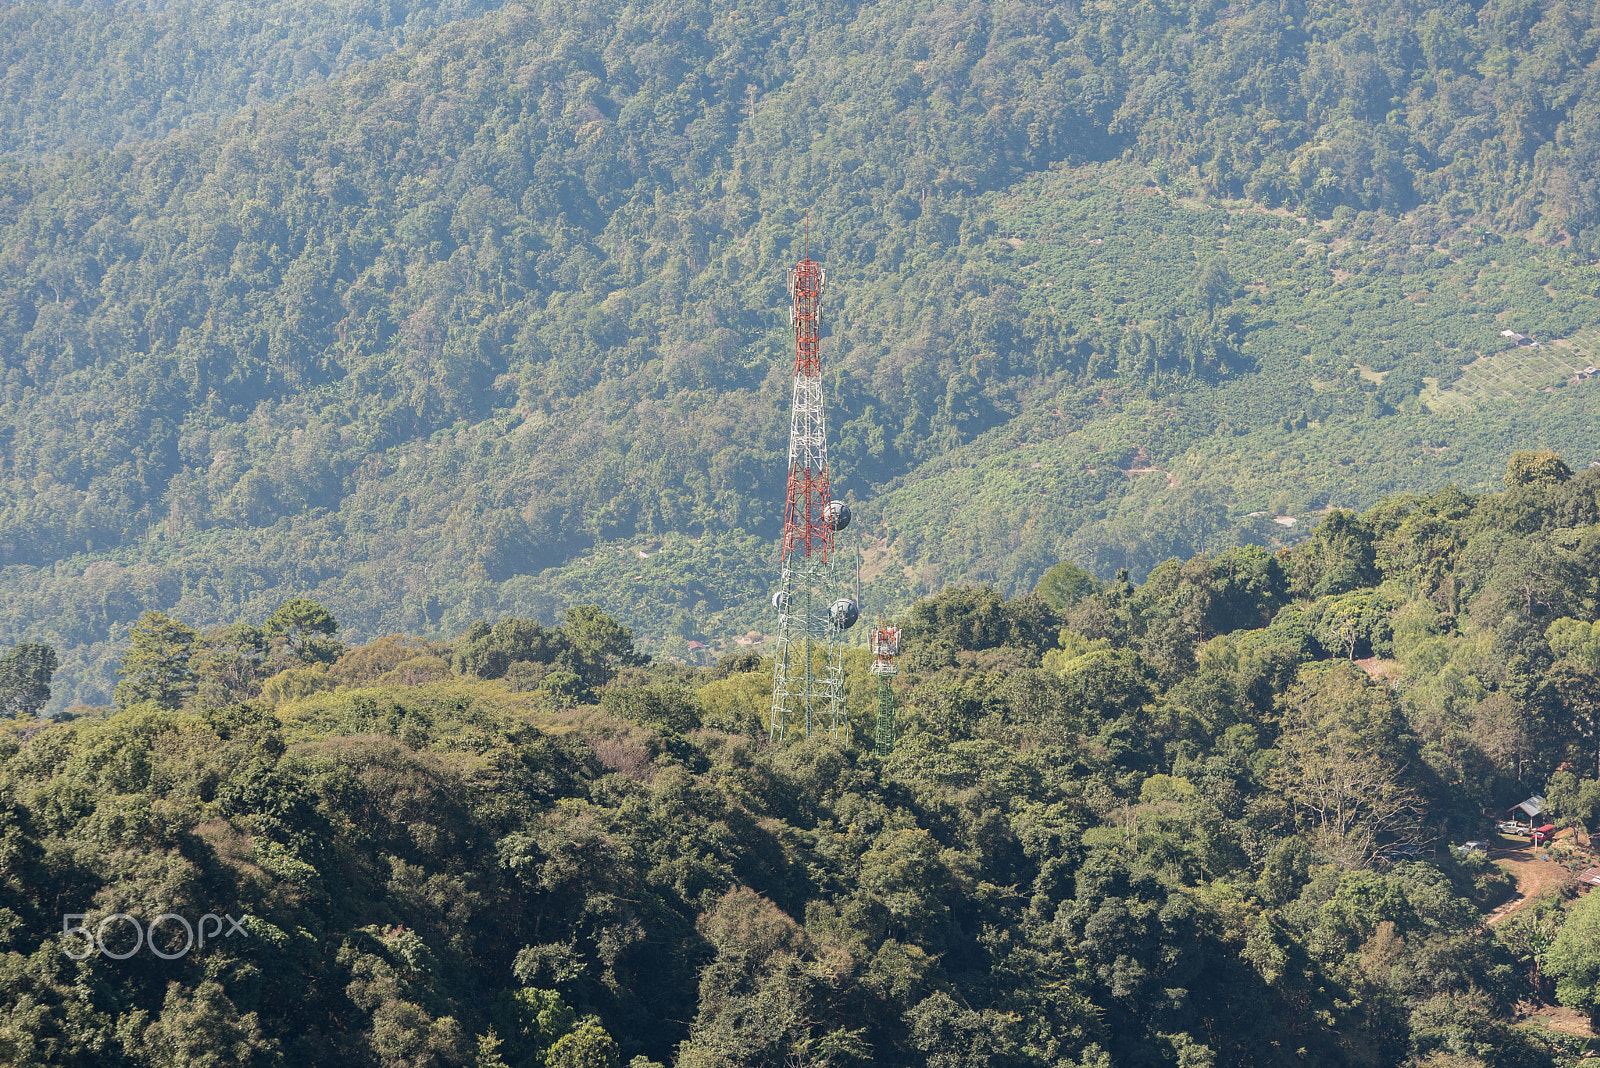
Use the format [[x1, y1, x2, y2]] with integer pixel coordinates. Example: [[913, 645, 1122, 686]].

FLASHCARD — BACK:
[[1553, 323, 1600, 362], [1427, 341, 1600, 412], [854, 163, 1600, 592]]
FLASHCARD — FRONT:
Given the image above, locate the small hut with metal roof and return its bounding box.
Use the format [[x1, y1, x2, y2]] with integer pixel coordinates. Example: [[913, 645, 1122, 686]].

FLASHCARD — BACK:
[[1508, 795, 1545, 830]]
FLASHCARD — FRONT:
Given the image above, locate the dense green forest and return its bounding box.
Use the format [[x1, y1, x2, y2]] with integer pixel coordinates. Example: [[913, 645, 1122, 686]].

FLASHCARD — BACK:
[[0, 0, 507, 155], [6, 0, 1600, 708], [5, 459, 1600, 1066]]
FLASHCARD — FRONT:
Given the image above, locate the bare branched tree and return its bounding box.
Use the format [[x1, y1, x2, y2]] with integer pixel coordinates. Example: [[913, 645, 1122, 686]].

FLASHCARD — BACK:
[[1272, 662, 1427, 866]]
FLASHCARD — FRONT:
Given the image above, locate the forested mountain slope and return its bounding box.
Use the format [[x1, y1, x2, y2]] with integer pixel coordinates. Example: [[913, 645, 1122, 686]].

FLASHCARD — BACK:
[[4, 461, 1600, 1067], [0, 0, 505, 155], [5, 0, 1600, 707]]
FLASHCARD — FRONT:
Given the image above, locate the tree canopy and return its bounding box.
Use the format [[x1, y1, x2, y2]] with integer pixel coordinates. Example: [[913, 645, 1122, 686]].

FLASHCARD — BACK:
[[2, 469, 1596, 1066]]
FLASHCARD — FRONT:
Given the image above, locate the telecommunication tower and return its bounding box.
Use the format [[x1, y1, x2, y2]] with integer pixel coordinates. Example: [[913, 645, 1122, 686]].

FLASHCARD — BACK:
[[869, 616, 900, 754], [770, 238, 857, 741]]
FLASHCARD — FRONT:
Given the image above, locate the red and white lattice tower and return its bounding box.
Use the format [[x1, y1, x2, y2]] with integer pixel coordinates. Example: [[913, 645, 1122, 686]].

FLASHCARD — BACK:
[[770, 247, 856, 741]]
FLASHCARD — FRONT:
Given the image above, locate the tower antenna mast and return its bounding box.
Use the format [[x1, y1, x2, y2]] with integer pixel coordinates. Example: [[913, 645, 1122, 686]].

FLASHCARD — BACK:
[[770, 229, 856, 741]]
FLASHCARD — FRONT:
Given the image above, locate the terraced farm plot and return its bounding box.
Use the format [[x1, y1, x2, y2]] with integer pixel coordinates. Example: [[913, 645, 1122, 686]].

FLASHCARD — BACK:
[[1547, 323, 1600, 363], [1424, 339, 1599, 412]]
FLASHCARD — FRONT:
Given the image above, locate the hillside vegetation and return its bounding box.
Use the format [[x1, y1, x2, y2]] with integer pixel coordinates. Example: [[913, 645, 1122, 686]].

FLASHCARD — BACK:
[[4, 459, 1600, 1066], [0, 0, 506, 155], [6, 0, 1600, 706]]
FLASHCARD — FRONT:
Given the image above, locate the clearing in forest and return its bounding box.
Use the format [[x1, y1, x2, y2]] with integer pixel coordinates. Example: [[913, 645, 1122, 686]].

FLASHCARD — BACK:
[[1427, 333, 1600, 412], [1485, 829, 1582, 926], [1513, 1001, 1595, 1041]]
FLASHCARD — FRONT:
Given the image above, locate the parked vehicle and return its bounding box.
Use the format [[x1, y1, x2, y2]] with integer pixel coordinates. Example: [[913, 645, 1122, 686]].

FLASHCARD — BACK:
[[1375, 844, 1426, 865]]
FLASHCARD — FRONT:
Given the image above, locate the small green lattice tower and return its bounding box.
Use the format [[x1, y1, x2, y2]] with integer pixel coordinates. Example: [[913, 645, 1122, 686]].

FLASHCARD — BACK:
[[869, 617, 899, 754]]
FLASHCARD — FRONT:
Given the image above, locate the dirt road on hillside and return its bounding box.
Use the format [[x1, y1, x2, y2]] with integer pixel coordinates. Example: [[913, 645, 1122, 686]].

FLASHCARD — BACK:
[[1486, 830, 1579, 926]]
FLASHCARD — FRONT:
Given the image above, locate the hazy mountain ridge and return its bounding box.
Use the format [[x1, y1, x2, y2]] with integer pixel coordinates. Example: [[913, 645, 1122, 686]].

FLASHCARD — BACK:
[[5, 0, 1600, 708]]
